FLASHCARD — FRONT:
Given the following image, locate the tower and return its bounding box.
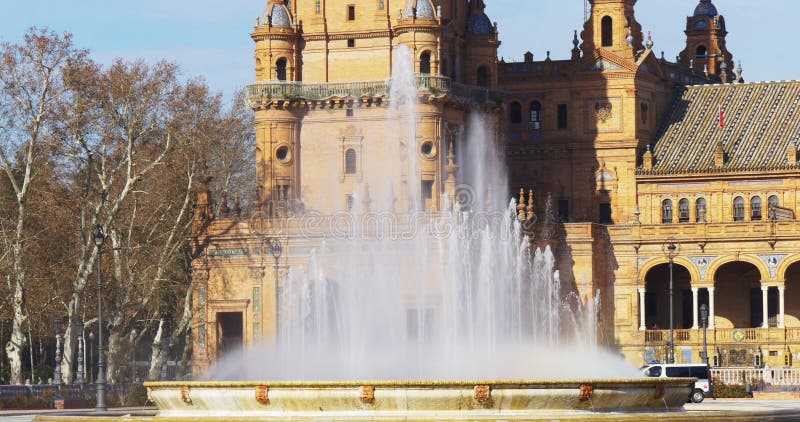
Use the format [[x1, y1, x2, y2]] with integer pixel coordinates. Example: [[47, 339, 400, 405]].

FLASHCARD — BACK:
[[580, 0, 643, 59], [252, 0, 303, 209], [679, 0, 734, 78], [462, 0, 500, 87]]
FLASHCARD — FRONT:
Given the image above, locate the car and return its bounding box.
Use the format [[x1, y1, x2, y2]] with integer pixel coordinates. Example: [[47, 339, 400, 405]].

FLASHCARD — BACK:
[[641, 363, 711, 403]]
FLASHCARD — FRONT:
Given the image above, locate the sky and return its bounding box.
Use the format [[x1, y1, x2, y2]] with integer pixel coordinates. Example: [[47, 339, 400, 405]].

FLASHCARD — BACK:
[[0, 1, 794, 106]]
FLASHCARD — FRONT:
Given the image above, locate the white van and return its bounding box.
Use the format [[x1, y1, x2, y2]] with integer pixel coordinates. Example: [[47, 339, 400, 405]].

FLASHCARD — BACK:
[[640, 363, 711, 403]]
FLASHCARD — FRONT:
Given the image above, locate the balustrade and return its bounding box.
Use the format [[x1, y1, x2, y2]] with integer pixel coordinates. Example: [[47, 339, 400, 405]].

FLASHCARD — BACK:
[[247, 75, 503, 104]]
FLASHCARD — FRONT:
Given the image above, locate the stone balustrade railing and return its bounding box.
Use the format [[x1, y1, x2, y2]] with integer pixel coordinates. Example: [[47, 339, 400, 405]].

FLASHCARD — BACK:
[[246, 75, 504, 104]]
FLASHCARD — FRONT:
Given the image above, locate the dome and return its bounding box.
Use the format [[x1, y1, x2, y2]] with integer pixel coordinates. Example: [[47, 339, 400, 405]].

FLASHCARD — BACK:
[[268, 4, 292, 27], [694, 0, 718, 18], [469, 12, 493, 35], [403, 0, 436, 19]]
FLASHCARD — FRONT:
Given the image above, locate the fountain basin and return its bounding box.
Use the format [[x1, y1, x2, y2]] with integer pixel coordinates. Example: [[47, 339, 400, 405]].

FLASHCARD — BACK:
[[144, 378, 693, 420]]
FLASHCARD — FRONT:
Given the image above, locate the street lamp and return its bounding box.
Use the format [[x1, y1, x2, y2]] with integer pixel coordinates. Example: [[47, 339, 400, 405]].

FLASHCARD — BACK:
[[130, 329, 137, 383], [268, 238, 282, 336], [53, 318, 63, 385], [88, 332, 94, 384], [700, 304, 709, 365], [92, 224, 107, 412], [663, 240, 679, 364], [75, 321, 85, 385]]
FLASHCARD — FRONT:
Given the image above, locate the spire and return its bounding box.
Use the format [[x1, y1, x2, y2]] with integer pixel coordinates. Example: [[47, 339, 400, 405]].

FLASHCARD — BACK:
[[680, 0, 734, 79]]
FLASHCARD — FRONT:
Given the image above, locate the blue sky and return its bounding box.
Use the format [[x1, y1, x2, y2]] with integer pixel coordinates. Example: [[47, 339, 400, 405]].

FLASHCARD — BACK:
[[0, 1, 793, 105]]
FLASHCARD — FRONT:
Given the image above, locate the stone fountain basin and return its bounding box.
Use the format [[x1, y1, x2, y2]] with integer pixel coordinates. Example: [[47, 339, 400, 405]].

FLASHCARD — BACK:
[[144, 378, 694, 420]]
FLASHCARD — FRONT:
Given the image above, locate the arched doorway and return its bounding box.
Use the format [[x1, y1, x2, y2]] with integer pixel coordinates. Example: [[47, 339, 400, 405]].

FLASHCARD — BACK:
[[713, 261, 764, 328], [785, 262, 800, 327], [644, 263, 693, 329]]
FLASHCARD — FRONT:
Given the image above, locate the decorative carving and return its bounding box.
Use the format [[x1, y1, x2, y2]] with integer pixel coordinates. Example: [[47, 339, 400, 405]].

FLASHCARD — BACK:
[[359, 385, 375, 404], [255, 385, 270, 405], [593, 101, 614, 123], [180, 386, 192, 405], [579, 384, 593, 401], [474, 385, 491, 404], [653, 383, 666, 400]]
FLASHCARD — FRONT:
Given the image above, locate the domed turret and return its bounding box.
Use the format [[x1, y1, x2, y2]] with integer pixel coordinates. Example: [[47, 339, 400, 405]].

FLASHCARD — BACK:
[[264, 0, 292, 27], [694, 0, 718, 18], [403, 0, 437, 19]]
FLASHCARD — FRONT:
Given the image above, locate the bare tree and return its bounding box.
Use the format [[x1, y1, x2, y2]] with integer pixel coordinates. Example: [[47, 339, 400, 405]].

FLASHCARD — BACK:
[[0, 28, 85, 384]]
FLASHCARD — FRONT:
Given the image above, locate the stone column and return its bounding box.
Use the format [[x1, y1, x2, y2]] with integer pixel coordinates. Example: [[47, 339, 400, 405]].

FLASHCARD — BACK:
[[779, 285, 786, 329], [692, 287, 699, 329], [762, 286, 769, 329], [708, 287, 716, 329], [638, 288, 646, 330]]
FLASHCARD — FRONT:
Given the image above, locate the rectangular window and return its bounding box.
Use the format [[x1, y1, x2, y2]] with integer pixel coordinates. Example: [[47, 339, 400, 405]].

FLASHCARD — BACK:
[[347, 39, 355, 48], [557, 104, 568, 129], [558, 199, 569, 222], [421, 180, 434, 210], [599, 203, 613, 224], [347, 5, 356, 20]]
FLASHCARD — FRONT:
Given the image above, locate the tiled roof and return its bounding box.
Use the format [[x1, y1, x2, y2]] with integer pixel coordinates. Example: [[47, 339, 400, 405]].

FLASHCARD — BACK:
[[640, 81, 800, 175]]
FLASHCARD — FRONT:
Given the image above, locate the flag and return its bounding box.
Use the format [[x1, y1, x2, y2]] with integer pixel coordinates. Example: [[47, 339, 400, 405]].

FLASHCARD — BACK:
[[719, 105, 725, 129]]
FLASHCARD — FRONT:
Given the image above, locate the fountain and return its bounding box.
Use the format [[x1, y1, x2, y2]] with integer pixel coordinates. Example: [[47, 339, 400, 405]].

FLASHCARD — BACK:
[[143, 46, 693, 420]]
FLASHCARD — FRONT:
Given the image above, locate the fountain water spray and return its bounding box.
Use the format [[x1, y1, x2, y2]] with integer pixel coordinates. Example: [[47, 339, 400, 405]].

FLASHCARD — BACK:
[[207, 46, 637, 381]]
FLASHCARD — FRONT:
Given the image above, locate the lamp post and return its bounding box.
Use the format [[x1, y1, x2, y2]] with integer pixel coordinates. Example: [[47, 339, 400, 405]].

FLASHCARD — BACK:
[[130, 329, 137, 383], [75, 321, 85, 385], [88, 332, 94, 384], [663, 240, 678, 364], [92, 224, 107, 412], [268, 238, 283, 337], [700, 304, 709, 365], [53, 318, 63, 385]]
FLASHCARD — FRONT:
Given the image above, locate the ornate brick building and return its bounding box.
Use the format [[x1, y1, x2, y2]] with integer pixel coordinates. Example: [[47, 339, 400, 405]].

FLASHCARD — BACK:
[[190, 0, 800, 376]]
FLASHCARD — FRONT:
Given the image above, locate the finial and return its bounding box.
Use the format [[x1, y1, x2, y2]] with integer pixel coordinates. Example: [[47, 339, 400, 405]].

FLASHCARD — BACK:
[[220, 192, 230, 218], [446, 141, 458, 179], [437, 5, 441, 19], [645, 31, 653, 50], [626, 27, 634, 47], [256, 17, 261, 27], [233, 193, 242, 218], [546, 51, 551, 61], [526, 190, 535, 221], [703, 63, 709, 76], [735, 61, 743, 79], [517, 188, 526, 221], [661, 51, 665, 62], [573, 30, 579, 49], [646, 144, 652, 153], [689, 59, 695, 72]]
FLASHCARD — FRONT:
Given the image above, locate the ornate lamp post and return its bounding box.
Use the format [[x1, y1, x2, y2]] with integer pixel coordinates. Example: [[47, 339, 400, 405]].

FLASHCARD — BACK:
[[663, 239, 679, 364], [75, 321, 85, 385], [700, 304, 709, 365], [88, 332, 94, 384], [269, 238, 283, 336], [130, 328, 137, 383], [53, 318, 63, 385], [92, 224, 107, 412]]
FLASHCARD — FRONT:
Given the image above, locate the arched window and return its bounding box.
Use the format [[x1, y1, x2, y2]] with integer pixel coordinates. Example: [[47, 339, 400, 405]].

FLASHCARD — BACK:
[[276, 58, 287, 81], [601, 16, 613, 47], [696, 45, 707, 58], [420, 51, 431, 74], [661, 199, 673, 224], [769, 195, 780, 209], [509, 102, 522, 124], [696, 198, 707, 222], [678, 198, 690, 223], [751, 196, 762, 221], [476, 65, 489, 87], [733, 196, 745, 221], [345, 148, 357, 174], [530, 101, 542, 130]]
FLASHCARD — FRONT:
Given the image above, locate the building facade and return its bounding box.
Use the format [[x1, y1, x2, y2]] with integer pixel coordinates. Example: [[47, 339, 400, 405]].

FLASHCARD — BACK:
[[190, 0, 800, 376]]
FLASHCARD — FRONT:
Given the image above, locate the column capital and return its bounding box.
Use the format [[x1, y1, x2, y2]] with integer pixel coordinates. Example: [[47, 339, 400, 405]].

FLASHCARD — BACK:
[[691, 287, 699, 292], [638, 287, 646, 294], [761, 285, 770, 292], [779, 285, 786, 292]]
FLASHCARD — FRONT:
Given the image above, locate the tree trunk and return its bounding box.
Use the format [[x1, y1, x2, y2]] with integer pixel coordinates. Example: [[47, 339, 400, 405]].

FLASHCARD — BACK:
[[147, 319, 165, 381], [106, 330, 122, 384], [6, 239, 26, 384]]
